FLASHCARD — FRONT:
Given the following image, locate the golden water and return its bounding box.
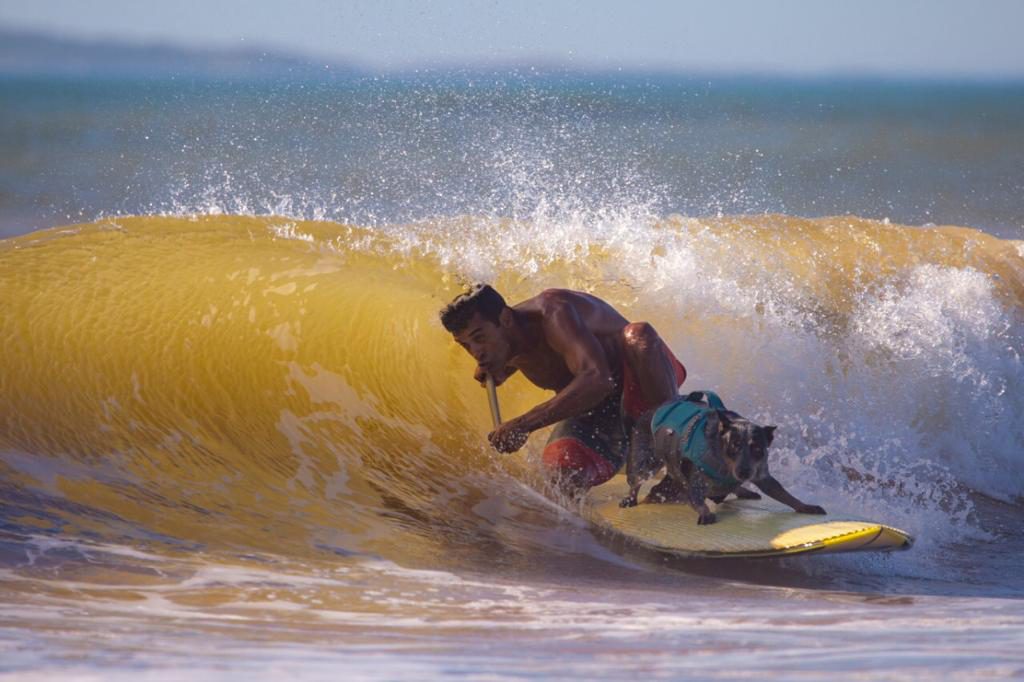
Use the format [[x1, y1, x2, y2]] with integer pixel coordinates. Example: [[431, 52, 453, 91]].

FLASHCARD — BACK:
[[1, 214, 1022, 677]]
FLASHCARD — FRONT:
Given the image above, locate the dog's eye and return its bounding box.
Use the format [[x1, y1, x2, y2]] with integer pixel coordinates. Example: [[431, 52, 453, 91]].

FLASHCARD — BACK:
[[751, 446, 765, 460]]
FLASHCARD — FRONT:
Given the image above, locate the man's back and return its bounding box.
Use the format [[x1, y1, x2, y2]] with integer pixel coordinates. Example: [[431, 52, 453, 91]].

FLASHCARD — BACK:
[[508, 289, 631, 392]]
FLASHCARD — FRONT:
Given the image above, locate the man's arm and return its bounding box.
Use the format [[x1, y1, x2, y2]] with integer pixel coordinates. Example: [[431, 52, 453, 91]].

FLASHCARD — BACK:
[[508, 300, 615, 434]]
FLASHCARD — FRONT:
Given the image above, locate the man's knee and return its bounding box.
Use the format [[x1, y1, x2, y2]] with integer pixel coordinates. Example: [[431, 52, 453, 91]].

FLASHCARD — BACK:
[[621, 320, 685, 418], [622, 321, 659, 354]]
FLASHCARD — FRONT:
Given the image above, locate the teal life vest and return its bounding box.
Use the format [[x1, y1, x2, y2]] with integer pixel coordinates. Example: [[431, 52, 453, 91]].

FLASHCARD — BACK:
[[650, 390, 738, 487]]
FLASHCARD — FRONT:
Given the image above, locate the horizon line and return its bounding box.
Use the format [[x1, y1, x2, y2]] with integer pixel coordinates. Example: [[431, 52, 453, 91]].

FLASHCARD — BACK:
[[3, 26, 1024, 84]]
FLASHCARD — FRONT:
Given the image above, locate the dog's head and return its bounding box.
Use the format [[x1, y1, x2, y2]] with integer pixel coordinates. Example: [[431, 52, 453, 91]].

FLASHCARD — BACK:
[[713, 411, 776, 484]]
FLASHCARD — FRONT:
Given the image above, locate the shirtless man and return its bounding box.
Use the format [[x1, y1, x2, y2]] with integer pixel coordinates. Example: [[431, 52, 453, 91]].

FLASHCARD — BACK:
[[439, 284, 688, 493]]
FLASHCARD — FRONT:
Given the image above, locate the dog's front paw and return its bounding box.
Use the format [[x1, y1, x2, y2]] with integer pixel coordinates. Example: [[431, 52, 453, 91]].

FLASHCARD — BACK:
[[697, 510, 717, 525], [733, 486, 761, 500], [619, 495, 638, 508], [795, 504, 826, 515]]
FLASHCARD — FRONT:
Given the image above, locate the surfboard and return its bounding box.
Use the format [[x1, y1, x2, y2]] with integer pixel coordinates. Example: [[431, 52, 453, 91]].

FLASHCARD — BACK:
[[586, 474, 913, 558]]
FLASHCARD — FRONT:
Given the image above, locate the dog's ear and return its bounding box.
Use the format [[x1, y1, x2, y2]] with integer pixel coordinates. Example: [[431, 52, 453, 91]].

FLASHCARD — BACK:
[[764, 425, 777, 446]]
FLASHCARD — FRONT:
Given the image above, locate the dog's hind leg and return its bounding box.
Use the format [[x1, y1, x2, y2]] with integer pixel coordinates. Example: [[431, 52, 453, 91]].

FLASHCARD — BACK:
[[619, 411, 661, 508], [619, 441, 643, 508]]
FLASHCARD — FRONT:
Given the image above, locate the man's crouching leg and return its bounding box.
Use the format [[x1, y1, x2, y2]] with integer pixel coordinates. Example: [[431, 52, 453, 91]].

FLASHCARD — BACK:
[[542, 438, 616, 496], [621, 322, 689, 503]]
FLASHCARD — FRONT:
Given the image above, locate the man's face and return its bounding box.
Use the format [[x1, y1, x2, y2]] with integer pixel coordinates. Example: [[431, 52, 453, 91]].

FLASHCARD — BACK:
[[453, 311, 512, 376]]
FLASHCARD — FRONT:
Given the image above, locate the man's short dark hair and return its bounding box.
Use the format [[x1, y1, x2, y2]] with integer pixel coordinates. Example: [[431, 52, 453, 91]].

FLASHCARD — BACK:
[[440, 284, 508, 333]]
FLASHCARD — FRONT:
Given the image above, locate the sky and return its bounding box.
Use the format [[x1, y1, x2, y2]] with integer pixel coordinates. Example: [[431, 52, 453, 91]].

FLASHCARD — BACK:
[[1, 0, 1023, 77]]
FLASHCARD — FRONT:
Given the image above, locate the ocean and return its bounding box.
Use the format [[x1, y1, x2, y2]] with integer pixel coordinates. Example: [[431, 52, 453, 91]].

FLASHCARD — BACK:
[[1, 71, 1023, 680]]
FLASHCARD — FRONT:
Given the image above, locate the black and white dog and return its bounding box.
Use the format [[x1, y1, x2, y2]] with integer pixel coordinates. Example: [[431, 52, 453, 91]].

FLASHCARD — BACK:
[[619, 391, 826, 525]]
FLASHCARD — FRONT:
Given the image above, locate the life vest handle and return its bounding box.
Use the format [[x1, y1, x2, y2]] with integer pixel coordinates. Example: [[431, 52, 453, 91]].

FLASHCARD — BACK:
[[682, 390, 726, 410]]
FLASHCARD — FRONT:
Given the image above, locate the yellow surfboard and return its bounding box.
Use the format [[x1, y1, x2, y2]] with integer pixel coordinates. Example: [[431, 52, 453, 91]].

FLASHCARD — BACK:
[[586, 475, 913, 558]]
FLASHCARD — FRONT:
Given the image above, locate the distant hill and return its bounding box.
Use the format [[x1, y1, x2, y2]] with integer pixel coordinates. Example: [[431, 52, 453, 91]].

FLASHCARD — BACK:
[[0, 29, 364, 78]]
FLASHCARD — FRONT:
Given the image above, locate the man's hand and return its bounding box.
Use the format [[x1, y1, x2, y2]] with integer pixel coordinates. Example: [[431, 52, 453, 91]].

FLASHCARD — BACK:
[[488, 420, 529, 453]]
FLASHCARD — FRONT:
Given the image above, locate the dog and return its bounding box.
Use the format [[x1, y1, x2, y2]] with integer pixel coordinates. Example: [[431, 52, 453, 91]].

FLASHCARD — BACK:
[[619, 391, 826, 525]]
